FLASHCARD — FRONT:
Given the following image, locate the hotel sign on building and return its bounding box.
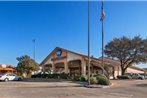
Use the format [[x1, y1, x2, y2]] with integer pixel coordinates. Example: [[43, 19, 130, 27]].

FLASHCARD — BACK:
[[51, 49, 67, 61]]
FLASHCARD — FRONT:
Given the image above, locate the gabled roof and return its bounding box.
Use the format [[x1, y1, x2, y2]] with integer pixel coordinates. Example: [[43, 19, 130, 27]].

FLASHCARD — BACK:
[[40, 47, 89, 66], [40, 47, 123, 67], [40, 47, 122, 68]]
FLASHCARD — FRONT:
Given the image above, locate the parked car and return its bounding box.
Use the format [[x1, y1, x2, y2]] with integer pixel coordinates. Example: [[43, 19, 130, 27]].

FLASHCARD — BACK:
[[144, 74, 147, 79], [125, 73, 144, 80], [0, 73, 22, 82], [139, 73, 147, 79], [132, 73, 144, 80], [117, 75, 132, 79]]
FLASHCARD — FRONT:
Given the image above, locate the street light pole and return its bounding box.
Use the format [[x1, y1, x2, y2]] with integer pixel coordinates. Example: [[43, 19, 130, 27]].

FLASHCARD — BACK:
[[32, 39, 36, 62], [88, 0, 91, 85]]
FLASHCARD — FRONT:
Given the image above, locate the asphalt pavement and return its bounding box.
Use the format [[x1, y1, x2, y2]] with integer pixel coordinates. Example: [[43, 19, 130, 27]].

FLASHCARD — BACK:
[[0, 79, 147, 98]]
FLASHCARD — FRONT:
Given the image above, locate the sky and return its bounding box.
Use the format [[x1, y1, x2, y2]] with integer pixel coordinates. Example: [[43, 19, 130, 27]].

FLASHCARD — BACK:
[[0, 1, 146, 68]]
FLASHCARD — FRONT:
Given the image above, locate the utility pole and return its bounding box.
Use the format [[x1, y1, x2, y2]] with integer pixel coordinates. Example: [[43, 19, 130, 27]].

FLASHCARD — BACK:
[[88, 0, 91, 85]]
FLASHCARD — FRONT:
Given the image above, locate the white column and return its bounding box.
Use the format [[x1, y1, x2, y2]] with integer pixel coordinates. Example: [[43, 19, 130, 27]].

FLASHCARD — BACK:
[[81, 60, 86, 76], [64, 62, 68, 73], [52, 64, 55, 73]]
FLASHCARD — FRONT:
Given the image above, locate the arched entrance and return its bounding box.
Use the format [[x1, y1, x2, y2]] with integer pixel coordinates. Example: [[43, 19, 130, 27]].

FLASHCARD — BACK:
[[54, 62, 64, 73], [44, 64, 52, 73], [68, 60, 81, 77]]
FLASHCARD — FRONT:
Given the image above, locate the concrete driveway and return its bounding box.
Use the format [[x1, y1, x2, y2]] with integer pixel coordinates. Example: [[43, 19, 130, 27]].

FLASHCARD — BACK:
[[0, 79, 147, 98]]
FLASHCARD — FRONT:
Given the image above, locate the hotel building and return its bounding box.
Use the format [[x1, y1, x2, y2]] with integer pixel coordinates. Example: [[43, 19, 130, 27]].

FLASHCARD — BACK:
[[40, 47, 145, 79]]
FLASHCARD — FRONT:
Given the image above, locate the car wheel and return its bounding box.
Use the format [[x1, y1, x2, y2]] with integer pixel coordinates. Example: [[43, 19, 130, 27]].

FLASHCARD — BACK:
[[18, 78, 22, 81], [4, 78, 9, 82], [141, 78, 144, 80]]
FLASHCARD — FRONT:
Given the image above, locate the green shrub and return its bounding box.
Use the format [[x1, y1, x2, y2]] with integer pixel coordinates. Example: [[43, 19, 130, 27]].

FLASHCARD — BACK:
[[97, 74, 110, 85], [42, 74, 48, 78], [36, 74, 40, 78], [31, 73, 43, 78], [31, 75, 36, 78], [73, 76, 87, 81], [47, 74, 52, 78], [31, 73, 70, 79], [80, 76, 86, 81], [50, 73, 60, 79], [35, 73, 42, 78], [60, 73, 69, 79], [31, 73, 58, 79], [90, 76, 98, 84], [98, 77, 110, 85], [73, 76, 81, 81]]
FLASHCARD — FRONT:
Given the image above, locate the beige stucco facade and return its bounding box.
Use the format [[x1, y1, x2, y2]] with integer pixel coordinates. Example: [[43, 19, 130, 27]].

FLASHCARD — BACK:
[[40, 47, 105, 77]]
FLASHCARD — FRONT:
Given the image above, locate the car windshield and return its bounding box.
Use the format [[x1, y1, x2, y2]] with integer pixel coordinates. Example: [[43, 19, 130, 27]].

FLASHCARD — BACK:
[[139, 73, 144, 75], [12, 74, 16, 76], [0, 73, 6, 76]]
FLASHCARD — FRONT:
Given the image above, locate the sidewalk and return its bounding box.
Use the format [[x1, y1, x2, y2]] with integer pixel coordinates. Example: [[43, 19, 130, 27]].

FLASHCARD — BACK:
[[22, 78, 88, 87]]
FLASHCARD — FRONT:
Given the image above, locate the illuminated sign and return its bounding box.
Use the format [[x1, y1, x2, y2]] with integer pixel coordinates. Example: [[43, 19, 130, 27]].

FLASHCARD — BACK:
[[56, 49, 62, 57], [51, 49, 66, 61], [51, 56, 67, 61]]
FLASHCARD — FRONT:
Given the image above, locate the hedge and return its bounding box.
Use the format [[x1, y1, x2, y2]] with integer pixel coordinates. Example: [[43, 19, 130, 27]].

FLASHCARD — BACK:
[[31, 72, 69, 79]]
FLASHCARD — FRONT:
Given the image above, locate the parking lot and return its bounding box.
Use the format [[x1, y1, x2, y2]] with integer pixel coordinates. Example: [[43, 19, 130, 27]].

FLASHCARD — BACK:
[[0, 79, 147, 98]]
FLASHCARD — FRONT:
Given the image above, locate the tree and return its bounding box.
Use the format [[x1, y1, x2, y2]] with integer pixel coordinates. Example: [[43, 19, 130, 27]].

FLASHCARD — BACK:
[[104, 36, 147, 75], [16, 55, 39, 77]]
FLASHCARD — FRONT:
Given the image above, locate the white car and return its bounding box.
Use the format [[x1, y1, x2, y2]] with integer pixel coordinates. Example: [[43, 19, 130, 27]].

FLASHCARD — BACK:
[[0, 73, 22, 82]]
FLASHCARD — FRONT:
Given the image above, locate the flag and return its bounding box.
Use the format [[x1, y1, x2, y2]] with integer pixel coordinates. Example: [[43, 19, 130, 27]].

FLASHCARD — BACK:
[[100, 1, 105, 21]]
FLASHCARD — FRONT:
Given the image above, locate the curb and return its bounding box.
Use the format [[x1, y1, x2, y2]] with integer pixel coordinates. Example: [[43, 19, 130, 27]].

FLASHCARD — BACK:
[[84, 83, 113, 88]]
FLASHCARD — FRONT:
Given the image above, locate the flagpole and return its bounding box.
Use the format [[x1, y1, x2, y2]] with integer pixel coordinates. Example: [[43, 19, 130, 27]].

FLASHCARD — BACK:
[[101, 1, 104, 74], [88, 0, 90, 85], [102, 18, 104, 74]]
